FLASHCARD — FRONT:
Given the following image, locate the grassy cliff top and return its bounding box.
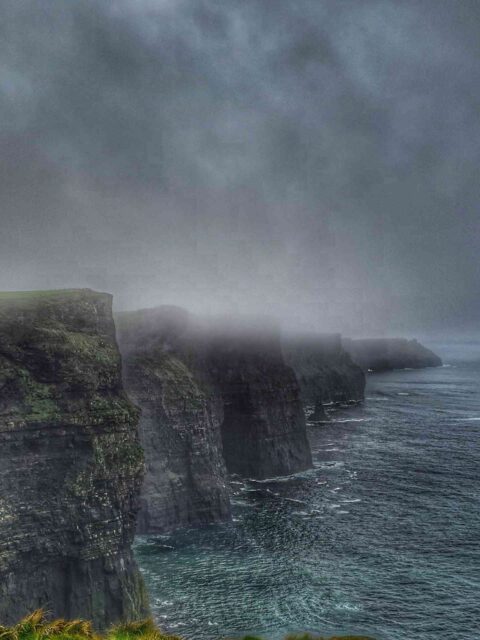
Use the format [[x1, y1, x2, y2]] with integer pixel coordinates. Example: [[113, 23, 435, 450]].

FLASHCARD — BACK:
[[0, 288, 111, 305], [0, 612, 375, 640]]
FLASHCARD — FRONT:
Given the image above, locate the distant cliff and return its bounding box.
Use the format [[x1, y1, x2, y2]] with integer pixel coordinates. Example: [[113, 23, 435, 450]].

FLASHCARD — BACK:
[[283, 333, 366, 420], [117, 307, 231, 534], [0, 290, 148, 628], [343, 338, 442, 372], [206, 321, 313, 479]]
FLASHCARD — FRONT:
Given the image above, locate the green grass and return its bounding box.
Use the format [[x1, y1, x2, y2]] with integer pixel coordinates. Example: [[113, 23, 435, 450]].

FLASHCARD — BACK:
[[0, 289, 110, 311], [0, 289, 79, 298], [0, 289, 107, 299], [0, 612, 177, 640], [0, 612, 375, 640]]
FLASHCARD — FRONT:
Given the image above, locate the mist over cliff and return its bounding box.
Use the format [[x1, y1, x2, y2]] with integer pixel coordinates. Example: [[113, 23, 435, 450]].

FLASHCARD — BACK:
[[1, 0, 479, 335]]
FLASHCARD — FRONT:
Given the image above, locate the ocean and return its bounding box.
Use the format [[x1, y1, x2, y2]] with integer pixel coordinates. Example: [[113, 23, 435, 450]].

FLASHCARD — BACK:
[[134, 341, 480, 640]]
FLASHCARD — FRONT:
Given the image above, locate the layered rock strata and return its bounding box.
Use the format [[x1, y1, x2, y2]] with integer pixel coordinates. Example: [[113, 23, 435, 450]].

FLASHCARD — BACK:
[[117, 307, 231, 534], [0, 289, 148, 628], [343, 337, 442, 372]]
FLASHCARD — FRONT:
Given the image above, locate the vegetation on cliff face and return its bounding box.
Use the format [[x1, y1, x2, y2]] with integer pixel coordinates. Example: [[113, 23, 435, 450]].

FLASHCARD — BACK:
[[0, 289, 148, 628], [131, 349, 209, 414], [0, 288, 137, 425], [0, 612, 375, 640]]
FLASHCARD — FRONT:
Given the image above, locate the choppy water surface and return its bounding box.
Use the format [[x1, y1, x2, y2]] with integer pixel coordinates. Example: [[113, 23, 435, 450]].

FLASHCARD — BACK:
[[134, 342, 480, 640]]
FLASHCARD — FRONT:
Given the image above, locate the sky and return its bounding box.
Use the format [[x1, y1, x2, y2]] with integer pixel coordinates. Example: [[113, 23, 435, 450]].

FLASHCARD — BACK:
[[1, 0, 479, 335]]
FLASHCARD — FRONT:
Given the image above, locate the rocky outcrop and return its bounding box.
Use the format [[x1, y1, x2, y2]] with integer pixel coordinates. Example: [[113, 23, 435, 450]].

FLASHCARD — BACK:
[[283, 333, 366, 420], [117, 307, 231, 534], [206, 322, 312, 479], [0, 289, 148, 628], [343, 337, 442, 372]]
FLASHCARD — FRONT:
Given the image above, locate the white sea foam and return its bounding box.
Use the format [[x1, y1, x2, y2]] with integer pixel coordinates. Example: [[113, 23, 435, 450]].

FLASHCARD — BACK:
[[231, 499, 259, 508]]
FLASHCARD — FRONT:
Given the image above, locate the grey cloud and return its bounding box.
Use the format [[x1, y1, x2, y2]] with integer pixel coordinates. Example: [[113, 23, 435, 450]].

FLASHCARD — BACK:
[[0, 0, 478, 334]]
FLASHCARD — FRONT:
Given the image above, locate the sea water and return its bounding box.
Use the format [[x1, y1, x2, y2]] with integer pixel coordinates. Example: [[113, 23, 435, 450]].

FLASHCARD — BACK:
[[134, 341, 480, 640]]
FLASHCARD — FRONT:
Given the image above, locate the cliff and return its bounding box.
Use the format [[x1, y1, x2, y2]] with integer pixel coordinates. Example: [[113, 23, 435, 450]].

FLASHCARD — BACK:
[[283, 333, 366, 420], [118, 309, 312, 534], [0, 289, 149, 628], [117, 307, 231, 534], [205, 321, 312, 479], [343, 338, 442, 372]]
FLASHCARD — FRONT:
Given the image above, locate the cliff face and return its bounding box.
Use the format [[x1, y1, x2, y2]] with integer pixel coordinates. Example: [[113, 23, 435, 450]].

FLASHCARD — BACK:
[[206, 326, 312, 479], [0, 290, 148, 628], [343, 338, 442, 372], [117, 308, 231, 534], [118, 309, 313, 532], [283, 333, 366, 420]]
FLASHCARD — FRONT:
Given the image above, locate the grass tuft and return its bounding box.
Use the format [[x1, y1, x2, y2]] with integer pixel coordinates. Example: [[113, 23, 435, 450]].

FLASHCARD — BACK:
[[106, 619, 181, 640], [0, 611, 100, 640], [0, 612, 375, 640]]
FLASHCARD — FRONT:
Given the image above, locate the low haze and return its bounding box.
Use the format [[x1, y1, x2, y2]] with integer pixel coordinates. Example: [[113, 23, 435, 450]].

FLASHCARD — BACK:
[[1, 0, 479, 335]]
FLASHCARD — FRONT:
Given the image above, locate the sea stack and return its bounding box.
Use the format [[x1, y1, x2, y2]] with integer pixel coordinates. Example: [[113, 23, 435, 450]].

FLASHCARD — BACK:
[[0, 290, 148, 627]]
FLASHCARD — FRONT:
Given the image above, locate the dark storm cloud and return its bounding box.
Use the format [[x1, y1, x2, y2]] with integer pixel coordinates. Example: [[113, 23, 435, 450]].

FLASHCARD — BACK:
[[0, 0, 479, 334]]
